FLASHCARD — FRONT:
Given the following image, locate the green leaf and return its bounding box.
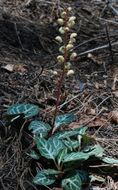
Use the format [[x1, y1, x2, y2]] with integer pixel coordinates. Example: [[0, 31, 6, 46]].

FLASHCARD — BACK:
[[63, 144, 104, 163], [63, 152, 89, 163], [62, 170, 88, 190], [28, 120, 51, 136], [61, 127, 87, 151], [77, 126, 87, 135], [83, 144, 104, 158], [57, 148, 68, 166], [33, 169, 60, 186], [77, 127, 88, 145], [27, 150, 40, 160], [102, 157, 118, 165], [77, 170, 89, 183], [54, 127, 87, 140], [7, 103, 39, 118], [62, 139, 80, 151], [36, 136, 64, 160], [55, 113, 76, 129]]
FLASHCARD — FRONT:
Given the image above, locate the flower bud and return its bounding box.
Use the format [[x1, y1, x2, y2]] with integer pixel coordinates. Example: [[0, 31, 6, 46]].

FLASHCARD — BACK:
[[69, 38, 76, 44], [70, 52, 77, 61], [57, 55, 64, 63], [70, 33, 77, 38], [65, 62, 71, 70], [87, 53, 92, 58], [57, 18, 64, 25], [59, 46, 65, 53], [69, 16, 76, 22], [67, 7, 72, 11], [70, 52, 77, 60], [59, 27, 65, 34], [67, 20, 75, 28], [61, 11, 67, 18], [52, 71, 58, 75], [67, 69, 74, 76], [64, 27, 70, 32], [66, 44, 73, 51], [55, 36, 62, 43]]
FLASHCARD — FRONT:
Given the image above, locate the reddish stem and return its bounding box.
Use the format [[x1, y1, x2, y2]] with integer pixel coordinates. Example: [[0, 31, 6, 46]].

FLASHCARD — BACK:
[[52, 9, 68, 130]]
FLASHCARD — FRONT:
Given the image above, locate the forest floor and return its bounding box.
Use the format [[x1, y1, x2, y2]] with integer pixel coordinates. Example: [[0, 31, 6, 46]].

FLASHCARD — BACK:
[[0, 0, 118, 190]]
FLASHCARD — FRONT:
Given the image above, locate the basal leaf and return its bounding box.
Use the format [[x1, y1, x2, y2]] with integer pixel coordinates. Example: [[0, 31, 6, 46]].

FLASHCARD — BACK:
[[102, 157, 118, 165], [54, 113, 76, 129], [7, 103, 39, 118], [53, 127, 87, 140], [62, 139, 80, 151], [57, 148, 68, 166], [77, 126, 87, 135], [62, 170, 88, 190], [63, 144, 104, 163], [48, 136, 65, 156], [77, 170, 89, 183], [83, 144, 104, 158], [63, 152, 89, 163], [28, 120, 51, 136], [27, 150, 40, 160], [33, 169, 60, 186], [77, 127, 88, 146], [36, 136, 64, 160]]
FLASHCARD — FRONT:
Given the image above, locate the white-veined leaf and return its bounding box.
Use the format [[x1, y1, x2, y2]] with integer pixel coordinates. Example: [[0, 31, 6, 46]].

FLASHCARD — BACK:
[[63, 144, 104, 163], [7, 103, 39, 118], [28, 120, 51, 136], [33, 169, 60, 186], [36, 136, 64, 160], [63, 152, 89, 163], [53, 127, 87, 140], [102, 157, 118, 165], [62, 139, 80, 151], [83, 144, 104, 158], [62, 170, 88, 190], [54, 113, 76, 129], [57, 148, 68, 166], [77, 127, 87, 146]]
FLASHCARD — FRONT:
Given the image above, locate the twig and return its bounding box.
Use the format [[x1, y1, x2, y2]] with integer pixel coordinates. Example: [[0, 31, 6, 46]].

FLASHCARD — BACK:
[[78, 41, 118, 56], [0, 179, 6, 190], [25, 180, 39, 190], [97, 95, 111, 109], [14, 22, 23, 50], [99, 17, 118, 25], [108, 3, 118, 16], [83, 109, 103, 127], [105, 24, 114, 61], [59, 93, 82, 109], [89, 164, 116, 167]]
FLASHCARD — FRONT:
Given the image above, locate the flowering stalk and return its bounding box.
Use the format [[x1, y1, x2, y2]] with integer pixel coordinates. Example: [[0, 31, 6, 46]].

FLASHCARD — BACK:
[[52, 7, 77, 129]]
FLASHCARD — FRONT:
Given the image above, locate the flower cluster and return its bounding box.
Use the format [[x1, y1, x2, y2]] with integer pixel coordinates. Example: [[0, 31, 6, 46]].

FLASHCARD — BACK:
[[55, 7, 77, 76]]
